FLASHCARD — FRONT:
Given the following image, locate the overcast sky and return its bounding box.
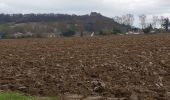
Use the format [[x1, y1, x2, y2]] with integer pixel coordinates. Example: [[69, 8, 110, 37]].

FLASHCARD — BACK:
[[0, 0, 170, 16], [0, 0, 170, 26]]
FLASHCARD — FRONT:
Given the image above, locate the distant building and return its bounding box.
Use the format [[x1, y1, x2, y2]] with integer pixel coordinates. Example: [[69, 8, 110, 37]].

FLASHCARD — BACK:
[[90, 12, 102, 16], [13, 32, 24, 38], [125, 31, 140, 35], [25, 32, 33, 37], [47, 33, 56, 38]]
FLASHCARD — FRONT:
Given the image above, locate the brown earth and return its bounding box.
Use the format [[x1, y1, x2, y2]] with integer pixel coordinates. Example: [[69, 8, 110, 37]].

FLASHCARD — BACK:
[[0, 34, 170, 100]]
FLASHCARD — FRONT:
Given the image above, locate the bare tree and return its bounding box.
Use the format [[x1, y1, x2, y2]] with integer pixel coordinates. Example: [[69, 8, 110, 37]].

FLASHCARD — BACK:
[[162, 18, 170, 32], [75, 23, 84, 37], [139, 14, 147, 29], [126, 14, 134, 27], [152, 16, 159, 28], [114, 16, 123, 24], [122, 15, 128, 25], [114, 14, 134, 28], [159, 16, 165, 29]]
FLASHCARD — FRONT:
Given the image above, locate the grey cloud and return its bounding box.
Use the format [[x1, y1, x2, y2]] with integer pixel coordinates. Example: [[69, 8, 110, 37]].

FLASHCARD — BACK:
[[0, 0, 170, 17]]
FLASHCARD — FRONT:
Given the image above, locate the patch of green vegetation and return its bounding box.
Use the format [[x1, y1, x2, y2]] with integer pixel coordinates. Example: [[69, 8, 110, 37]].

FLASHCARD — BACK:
[[0, 92, 35, 100], [0, 92, 58, 100], [61, 27, 76, 37], [99, 28, 121, 35]]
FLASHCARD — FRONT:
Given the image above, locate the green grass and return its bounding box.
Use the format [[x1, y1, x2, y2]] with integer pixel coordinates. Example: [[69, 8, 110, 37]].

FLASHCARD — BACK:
[[0, 92, 58, 100], [0, 92, 35, 100]]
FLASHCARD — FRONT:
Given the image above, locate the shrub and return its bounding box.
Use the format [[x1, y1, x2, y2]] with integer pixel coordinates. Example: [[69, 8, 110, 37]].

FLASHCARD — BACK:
[[112, 29, 121, 34], [143, 24, 153, 34], [99, 29, 121, 35], [1, 33, 14, 39], [61, 28, 76, 37]]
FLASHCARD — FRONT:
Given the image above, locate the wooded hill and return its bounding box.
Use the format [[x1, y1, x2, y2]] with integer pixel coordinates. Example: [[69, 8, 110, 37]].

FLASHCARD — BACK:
[[0, 12, 130, 38]]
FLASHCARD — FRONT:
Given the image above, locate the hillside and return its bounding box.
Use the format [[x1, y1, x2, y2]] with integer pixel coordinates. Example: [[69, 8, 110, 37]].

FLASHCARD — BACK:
[[0, 12, 130, 38]]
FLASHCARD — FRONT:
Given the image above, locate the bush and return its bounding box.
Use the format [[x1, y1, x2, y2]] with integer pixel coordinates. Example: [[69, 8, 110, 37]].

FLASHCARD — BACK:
[[143, 24, 153, 34], [99, 29, 121, 35], [34, 33, 46, 38], [112, 29, 121, 34], [1, 33, 14, 39], [99, 29, 112, 35], [61, 28, 76, 37]]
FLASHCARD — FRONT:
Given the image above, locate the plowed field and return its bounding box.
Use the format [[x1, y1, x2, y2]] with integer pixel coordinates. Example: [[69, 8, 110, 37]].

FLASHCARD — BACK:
[[0, 34, 170, 100]]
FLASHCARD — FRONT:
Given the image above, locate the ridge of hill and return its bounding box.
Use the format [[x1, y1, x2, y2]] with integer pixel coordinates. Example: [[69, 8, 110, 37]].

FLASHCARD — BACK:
[[0, 12, 130, 38]]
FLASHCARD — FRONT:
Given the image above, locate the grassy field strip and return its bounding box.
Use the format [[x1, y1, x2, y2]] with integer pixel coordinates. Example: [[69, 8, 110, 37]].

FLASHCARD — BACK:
[[0, 92, 58, 100]]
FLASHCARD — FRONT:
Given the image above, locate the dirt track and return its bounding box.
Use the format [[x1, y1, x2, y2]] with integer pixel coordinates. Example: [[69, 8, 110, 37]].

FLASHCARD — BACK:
[[0, 34, 170, 100]]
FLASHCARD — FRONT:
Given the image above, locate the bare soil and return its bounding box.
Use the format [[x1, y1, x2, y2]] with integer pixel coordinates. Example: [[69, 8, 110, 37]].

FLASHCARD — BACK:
[[0, 34, 170, 100]]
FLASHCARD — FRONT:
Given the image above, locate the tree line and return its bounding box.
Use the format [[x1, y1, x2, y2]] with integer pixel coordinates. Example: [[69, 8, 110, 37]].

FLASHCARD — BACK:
[[114, 14, 170, 33], [0, 13, 75, 23]]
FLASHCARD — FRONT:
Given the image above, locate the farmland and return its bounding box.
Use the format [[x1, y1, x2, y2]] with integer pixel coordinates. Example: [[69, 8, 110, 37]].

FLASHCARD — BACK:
[[0, 34, 170, 100]]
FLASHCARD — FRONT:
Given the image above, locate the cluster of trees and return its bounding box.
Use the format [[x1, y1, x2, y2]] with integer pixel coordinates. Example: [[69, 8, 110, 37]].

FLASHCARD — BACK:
[[0, 23, 76, 38], [161, 18, 170, 31], [60, 25, 77, 37], [114, 14, 134, 28], [0, 13, 75, 23], [138, 15, 167, 29], [139, 15, 170, 33], [114, 14, 170, 33]]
